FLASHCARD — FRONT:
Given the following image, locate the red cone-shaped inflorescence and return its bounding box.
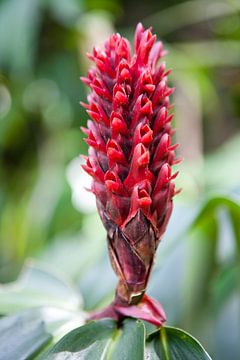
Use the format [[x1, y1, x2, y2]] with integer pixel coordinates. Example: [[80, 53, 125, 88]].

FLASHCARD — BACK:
[[81, 23, 180, 326]]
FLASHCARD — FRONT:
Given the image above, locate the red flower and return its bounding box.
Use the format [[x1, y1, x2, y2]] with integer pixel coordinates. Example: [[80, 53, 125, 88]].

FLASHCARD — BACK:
[[81, 23, 180, 326]]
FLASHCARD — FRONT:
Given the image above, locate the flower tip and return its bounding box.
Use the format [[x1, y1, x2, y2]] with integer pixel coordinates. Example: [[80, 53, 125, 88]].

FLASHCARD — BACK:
[[80, 101, 90, 109], [174, 187, 182, 196], [137, 144, 150, 167], [80, 126, 89, 135], [80, 76, 91, 86]]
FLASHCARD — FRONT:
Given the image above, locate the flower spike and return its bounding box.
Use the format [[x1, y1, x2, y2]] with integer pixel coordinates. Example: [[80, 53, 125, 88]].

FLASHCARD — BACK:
[[81, 23, 180, 326]]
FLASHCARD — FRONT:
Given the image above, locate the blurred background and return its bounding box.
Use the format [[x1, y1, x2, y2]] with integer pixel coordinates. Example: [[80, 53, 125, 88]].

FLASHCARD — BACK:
[[0, 0, 240, 358]]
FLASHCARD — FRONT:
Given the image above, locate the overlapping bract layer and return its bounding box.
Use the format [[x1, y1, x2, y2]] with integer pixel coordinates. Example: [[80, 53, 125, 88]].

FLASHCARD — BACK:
[[81, 23, 180, 325]]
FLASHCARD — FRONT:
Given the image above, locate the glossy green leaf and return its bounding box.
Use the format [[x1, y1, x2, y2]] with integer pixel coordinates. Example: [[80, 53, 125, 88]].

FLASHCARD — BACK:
[[42, 319, 116, 359], [0, 309, 212, 360], [0, 306, 86, 360], [42, 318, 145, 360], [147, 326, 212, 360], [41, 319, 211, 360], [0, 310, 52, 360], [108, 319, 145, 359]]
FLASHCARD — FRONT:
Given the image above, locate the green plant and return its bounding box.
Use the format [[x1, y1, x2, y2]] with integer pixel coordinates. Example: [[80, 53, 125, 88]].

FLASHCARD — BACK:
[[1, 0, 239, 358], [0, 263, 211, 359], [0, 23, 215, 360]]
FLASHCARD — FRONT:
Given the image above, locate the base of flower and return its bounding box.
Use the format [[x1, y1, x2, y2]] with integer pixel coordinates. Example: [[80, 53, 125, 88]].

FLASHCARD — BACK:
[[88, 294, 166, 327]]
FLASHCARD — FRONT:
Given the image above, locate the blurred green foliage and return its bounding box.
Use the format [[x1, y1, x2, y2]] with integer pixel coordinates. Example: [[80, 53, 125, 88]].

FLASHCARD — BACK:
[[0, 0, 240, 359]]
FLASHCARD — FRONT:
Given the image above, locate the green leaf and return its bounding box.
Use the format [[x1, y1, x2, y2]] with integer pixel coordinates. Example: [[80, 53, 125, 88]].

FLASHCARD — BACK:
[[191, 195, 240, 252], [191, 196, 240, 230], [42, 319, 116, 359], [0, 312, 211, 360], [42, 318, 145, 360], [0, 310, 52, 360], [0, 261, 83, 314], [147, 326, 212, 360], [108, 319, 145, 359]]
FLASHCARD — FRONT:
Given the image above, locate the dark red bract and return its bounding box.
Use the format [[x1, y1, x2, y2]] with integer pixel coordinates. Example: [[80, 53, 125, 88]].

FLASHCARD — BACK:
[[81, 23, 180, 326]]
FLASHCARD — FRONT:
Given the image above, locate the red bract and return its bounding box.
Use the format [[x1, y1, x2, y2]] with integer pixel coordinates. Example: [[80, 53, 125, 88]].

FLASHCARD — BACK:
[[81, 23, 180, 326]]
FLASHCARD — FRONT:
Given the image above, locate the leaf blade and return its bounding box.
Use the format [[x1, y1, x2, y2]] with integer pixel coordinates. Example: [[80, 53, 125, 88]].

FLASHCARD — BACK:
[[108, 319, 145, 360], [148, 326, 212, 360], [0, 310, 52, 360], [42, 319, 116, 360]]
